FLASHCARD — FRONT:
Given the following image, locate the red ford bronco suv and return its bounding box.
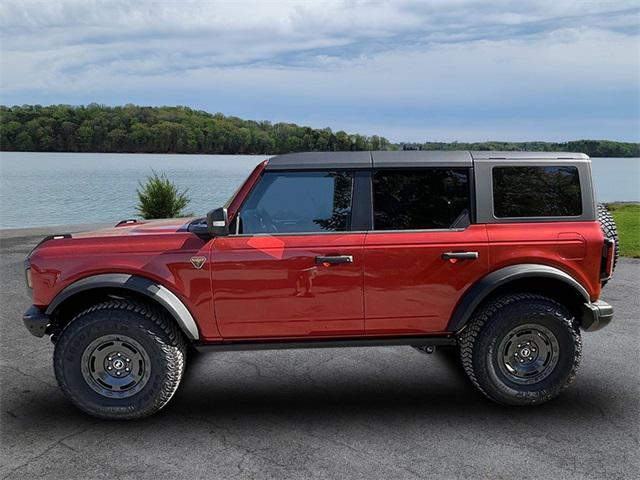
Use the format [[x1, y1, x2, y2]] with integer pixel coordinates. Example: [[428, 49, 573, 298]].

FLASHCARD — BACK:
[[23, 151, 618, 419]]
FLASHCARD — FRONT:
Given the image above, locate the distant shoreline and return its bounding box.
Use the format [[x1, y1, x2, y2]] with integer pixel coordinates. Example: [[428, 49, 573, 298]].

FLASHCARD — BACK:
[[2, 105, 639, 158], [1, 151, 639, 159], [0, 151, 270, 156]]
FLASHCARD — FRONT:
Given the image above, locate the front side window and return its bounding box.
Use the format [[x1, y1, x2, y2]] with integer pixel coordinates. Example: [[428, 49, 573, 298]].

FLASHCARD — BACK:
[[493, 166, 582, 218], [239, 171, 353, 234], [373, 169, 470, 230]]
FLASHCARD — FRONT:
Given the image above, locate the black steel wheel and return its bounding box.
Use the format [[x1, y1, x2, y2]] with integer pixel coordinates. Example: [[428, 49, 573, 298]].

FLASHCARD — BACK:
[[54, 299, 187, 420], [497, 324, 559, 385], [459, 294, 581, 406], [81, 334, 151, 399]]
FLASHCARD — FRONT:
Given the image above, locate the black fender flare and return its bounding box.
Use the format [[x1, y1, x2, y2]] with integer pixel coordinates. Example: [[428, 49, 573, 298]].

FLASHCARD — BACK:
[[46, 273, 200, 340], [447, 264, 590, 332]]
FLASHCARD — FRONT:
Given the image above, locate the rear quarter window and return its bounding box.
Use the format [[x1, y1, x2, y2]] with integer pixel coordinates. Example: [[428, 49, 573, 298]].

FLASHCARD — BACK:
[[492, 166, 582, 218]]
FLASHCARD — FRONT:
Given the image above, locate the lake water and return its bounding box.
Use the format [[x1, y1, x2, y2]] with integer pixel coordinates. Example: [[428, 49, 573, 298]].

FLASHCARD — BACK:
[[0, 152, 638, 229]]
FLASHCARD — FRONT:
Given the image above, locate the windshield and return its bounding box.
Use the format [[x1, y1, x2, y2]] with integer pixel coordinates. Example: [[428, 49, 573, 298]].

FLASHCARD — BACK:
[[223, 173, 250, 209]]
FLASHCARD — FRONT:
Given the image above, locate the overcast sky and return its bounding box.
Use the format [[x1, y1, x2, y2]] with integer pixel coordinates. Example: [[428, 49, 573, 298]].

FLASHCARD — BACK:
[[1, 0, 638, 142]]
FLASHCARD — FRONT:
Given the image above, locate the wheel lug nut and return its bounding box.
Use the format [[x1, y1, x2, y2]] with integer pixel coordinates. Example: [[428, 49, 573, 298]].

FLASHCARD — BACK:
[[117, 353, 122, 357], [107, 366, 112, 370], [125, 368, 130, 372], [108, 357, 112, 361], [126, 358, 130, 362]]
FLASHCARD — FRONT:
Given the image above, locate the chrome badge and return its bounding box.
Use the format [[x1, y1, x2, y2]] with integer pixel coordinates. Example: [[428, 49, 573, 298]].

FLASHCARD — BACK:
[[190, 256, 206, 269]]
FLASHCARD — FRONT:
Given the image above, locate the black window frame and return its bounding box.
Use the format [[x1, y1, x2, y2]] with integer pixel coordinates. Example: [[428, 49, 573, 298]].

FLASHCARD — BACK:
[[370, 167, 474, 232]]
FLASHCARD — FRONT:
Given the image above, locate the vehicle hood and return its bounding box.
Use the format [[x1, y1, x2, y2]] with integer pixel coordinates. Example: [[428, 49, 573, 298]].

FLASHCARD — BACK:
[[72, 218, 197, 238]]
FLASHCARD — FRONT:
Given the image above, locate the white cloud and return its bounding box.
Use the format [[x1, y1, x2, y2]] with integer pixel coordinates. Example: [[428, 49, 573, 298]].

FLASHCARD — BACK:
[[1, 0, 638, 141]]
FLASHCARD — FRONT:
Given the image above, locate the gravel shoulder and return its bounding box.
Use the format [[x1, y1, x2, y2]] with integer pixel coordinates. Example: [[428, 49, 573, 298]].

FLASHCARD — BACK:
[[1, 226, 639, 480]]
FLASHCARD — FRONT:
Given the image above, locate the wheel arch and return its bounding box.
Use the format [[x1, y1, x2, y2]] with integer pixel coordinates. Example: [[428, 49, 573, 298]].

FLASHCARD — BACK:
[[46, 273, 200, 340], [449, 264, 590, 332]]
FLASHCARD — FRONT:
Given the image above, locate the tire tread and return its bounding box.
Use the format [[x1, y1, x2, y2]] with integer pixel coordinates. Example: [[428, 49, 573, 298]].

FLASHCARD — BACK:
[[54, 299, 187, 420], [597, 203, 619, 286], [458, 293, 582, 405]]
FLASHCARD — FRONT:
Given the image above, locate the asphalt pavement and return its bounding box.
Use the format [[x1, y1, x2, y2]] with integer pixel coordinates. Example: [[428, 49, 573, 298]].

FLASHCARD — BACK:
[[1, 226, 638, 480]]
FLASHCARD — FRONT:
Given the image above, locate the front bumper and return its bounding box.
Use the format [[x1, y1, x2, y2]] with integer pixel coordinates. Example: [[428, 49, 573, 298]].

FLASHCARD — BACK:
[[23, 305, 50, 337], [581, 300, 614, 332]]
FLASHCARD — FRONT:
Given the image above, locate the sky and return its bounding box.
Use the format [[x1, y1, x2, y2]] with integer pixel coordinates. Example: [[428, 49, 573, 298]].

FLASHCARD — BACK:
[[1, 0, 639, 142]]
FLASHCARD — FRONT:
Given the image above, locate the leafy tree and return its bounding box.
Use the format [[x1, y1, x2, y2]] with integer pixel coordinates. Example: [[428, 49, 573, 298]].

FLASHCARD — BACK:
[[0, 104, 638, 157], [136, 170, 191, 219]]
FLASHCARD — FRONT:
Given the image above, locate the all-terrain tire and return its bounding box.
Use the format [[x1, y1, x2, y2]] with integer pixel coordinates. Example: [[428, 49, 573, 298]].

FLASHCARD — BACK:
[[54, 299, 187, 420], [459, 294, 581, 406], [597, 203, 619, 286]]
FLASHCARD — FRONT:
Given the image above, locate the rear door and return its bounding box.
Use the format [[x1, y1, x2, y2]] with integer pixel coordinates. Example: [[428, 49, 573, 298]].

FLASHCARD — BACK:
[[364, 168, 489, 334], [211, 170, 366, 339]]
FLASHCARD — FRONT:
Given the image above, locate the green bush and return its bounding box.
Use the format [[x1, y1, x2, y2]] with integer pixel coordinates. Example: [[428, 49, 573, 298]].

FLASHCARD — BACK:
[[136, 170, 191, 219]]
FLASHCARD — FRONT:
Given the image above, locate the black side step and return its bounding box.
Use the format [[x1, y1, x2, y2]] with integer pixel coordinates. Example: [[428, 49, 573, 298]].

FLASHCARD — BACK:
[[194, 336, 456, 353]]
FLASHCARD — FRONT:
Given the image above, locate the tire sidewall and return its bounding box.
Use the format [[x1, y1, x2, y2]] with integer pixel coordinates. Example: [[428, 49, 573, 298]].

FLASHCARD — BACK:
[[55, 310, 170, 419], [475, 300, 578, 404]]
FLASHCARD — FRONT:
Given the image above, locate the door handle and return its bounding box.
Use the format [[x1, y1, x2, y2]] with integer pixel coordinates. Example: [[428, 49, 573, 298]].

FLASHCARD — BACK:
[[315, 255, 353, 265], [441, 251, 479, 260]]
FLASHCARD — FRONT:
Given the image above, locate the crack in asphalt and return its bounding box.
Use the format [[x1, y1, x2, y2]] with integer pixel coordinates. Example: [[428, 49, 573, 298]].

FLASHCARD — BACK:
[[1, 426, 93, 480], [0, 364, 58, 389]]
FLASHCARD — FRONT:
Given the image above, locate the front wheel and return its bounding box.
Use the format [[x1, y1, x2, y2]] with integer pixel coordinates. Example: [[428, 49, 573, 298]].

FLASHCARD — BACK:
[[54, 299, 187, 420], [458, 294, 581, 405]]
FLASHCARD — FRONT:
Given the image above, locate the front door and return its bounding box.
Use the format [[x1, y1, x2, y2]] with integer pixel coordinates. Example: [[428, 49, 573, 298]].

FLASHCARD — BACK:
[[364, 168, 489, 334], [211, 170, 365, 339]]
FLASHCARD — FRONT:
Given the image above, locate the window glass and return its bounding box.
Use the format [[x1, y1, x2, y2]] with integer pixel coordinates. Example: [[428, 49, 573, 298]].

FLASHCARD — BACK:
[[239, 171, 353, 234], [373, 169, 470, 230], [493, 166, 582, 217]]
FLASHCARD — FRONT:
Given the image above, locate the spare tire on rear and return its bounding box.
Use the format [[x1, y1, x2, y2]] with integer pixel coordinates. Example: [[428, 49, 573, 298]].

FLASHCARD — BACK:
[[597, 203, 619, 286]]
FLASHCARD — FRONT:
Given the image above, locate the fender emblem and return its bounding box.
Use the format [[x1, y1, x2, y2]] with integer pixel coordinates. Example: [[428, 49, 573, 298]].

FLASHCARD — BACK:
[[190, 256, 206, 269]]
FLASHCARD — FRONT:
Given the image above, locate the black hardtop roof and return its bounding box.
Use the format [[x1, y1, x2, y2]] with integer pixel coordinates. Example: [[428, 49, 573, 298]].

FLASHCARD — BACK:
[[265, 151, 588, 170]]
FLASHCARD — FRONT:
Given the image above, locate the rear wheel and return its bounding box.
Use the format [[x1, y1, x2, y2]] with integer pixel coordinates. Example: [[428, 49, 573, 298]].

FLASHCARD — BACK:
[[459, 294, 581, 405], [54, 299, 186, 419]]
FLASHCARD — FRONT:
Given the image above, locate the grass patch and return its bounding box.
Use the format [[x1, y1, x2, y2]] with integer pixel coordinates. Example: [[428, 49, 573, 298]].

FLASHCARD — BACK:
[[606, 203, 640, 258]]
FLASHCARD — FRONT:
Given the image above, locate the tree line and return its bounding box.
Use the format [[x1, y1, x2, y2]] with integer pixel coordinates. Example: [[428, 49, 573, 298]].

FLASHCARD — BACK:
[[400, 140, 640, 158], [1, 104, 638, 157], [0, 104, 389, 154]]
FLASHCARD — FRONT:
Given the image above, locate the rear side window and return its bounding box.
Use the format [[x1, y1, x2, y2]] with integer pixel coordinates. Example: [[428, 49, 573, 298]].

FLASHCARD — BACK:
[[239, 171, 353, 234], [493, 166, 582, 218], [373, 169, 470, 230]]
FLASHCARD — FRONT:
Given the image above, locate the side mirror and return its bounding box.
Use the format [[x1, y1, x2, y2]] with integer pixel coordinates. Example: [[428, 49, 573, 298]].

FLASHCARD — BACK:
[[207, 207, 229, 236]]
